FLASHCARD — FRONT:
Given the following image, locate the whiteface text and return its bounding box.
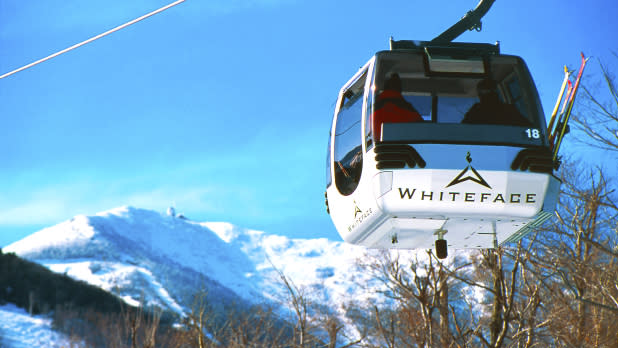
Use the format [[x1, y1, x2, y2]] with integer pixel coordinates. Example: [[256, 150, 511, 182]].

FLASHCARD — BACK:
[[397, 188, 537, 204]]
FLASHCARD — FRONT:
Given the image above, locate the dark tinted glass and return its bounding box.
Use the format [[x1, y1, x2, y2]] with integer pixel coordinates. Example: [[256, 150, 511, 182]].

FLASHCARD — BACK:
[[333, 71, 366, 196]]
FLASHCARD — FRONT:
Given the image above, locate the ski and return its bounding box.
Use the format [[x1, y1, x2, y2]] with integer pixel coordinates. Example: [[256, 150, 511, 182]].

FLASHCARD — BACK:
[[547, 65, 571, 138], [552, 52, 589, 161], [549, 78, 573, 148]]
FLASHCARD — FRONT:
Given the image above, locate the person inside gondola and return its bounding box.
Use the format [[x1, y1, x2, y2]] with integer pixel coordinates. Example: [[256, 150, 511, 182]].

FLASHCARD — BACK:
[[462, 78, 531, 126], [372, 73, 422, 143]]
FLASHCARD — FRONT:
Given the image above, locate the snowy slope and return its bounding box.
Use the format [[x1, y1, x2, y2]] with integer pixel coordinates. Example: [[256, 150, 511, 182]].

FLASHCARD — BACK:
[[4, 206, 470, 325], [0, 303, 79, 348], [5, 207, 264, 314], [202, 221, 389, 310]]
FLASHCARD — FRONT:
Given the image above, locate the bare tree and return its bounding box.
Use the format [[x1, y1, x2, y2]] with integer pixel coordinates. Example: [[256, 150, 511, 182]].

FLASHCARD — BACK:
[[120, 302, 161, 348], [509, 237, 547, 348], [359, 250, 468, 347], [309, 300, 364, 348], [572, 53, 618, 153], [521, 163, 618, 347], [502, 54, 618, 347], [482, 248, 525, 348], [273, 264, 313, 348], [183, 292, 223, 348]]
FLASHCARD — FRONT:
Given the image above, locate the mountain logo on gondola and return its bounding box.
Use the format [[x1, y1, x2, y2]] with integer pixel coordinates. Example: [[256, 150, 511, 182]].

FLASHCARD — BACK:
[[353, 201, 362, 218], [348, 201, 373, 233], [446, 152, 491, 189]]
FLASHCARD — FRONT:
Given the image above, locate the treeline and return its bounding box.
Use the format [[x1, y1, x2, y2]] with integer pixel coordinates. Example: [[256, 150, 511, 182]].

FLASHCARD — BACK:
[[0, 249, 317, 347], [0, 250, 124, 315], [0, 250, 184, 347]]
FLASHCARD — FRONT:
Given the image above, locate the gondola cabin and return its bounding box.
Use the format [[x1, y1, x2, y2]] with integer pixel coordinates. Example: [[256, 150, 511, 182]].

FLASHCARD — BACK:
[[325, 40, 560, 258]]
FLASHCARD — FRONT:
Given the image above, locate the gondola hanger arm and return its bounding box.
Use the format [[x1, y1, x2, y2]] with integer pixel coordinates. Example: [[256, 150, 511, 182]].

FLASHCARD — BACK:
[[431, 0, 496, 44]]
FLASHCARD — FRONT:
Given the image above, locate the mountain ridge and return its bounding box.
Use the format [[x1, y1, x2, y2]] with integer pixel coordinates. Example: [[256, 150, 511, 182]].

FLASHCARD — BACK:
[[5, 206, 401, 314], [5, 206, 265, 313]]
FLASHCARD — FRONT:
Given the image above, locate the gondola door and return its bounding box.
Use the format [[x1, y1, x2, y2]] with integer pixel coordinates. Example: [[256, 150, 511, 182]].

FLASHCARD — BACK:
[[327, 58, 386, 244]]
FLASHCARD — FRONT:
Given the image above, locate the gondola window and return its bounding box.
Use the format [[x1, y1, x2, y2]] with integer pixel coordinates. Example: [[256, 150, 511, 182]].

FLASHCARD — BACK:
[[333, 70, 367, 196]]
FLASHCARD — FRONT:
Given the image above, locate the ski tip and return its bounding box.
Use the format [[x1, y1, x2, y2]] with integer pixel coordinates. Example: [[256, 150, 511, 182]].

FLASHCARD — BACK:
[[580, 52, 589, 62]]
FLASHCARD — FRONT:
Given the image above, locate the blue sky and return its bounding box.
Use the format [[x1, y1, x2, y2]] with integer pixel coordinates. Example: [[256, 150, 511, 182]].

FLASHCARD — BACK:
[[1, 0, 616, 247]]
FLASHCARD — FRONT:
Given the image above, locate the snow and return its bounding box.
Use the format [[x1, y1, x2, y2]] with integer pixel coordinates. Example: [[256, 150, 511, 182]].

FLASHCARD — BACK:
[[93, 207, 261, 299], [4, 207, 469, 314], [3, 205, 478, 345], [5, 206, 264, 309], [0, 303, 80, 348], [42, 260, 184, 314], [5, 215, 95, 256], [5, 206, 393, 311]]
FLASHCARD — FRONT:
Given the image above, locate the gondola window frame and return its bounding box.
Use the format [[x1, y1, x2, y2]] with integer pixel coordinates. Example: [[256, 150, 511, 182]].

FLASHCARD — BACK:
[[333, 68, 369, 196]]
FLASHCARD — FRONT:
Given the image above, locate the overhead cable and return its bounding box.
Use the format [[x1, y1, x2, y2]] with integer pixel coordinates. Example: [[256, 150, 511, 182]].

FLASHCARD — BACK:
[[0, 0, 186, 79]]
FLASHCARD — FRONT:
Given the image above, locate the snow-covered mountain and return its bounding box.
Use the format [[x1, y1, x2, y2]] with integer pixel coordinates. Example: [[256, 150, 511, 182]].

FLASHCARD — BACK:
[[3, 206, 415, 317]]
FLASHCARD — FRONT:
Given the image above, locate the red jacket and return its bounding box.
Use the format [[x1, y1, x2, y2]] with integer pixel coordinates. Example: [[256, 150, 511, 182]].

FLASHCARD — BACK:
[[372, 90, 422, 142]]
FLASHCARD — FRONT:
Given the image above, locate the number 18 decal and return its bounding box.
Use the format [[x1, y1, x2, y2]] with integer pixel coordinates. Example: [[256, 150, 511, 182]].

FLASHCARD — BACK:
[[525, 128, 540, 139]]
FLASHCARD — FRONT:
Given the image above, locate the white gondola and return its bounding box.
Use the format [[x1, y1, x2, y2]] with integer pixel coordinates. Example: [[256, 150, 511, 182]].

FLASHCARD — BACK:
[[325, 40, 560, 258]]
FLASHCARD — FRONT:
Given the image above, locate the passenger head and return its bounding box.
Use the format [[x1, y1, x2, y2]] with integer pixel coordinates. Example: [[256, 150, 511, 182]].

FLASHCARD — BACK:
[[477, 78, 499, 103], [384, 73, 402, 92]]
